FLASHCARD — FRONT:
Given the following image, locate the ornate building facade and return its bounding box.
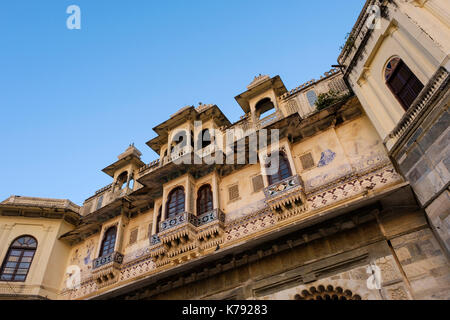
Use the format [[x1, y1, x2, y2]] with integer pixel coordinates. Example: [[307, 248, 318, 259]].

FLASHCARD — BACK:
[[0, 0, 449, 300]]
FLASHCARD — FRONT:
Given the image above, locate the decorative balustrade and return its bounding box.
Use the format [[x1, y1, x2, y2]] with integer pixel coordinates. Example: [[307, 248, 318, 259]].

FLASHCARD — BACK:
[[139, 159, 161, 174], [169, 145, 193, 163], [264, 175, 302, 199], [257, 112, 281, 129], [385, 67, 449, 152], [158, 209, 225, 232], [95, 183, 113, 195], [195, 143, 216, 158], [159, 211, 197, 233], [150, 234, 161, 245], [197, 209, 226, 227], [92, 251, 124, 270]]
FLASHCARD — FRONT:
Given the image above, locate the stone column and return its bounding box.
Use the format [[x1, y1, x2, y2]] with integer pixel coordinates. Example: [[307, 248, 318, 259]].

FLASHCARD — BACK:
[[212, 174, 220, 209]]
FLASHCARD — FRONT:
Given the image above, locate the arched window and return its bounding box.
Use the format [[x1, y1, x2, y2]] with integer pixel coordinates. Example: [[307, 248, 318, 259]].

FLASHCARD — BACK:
[[255, 98, 275, 119], [198, 129, 212, 149], [0, 236, 37, 282], [267, 152, 292, 185], [117, 171, 128, 190], [385, 57, 424, 110], [197, 184, 213, 215], [99, 226, 117, 257], [166, 187, 185, 218]]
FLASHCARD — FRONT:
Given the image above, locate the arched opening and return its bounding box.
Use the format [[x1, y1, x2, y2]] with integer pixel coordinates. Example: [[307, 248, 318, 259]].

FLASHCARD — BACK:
[[197, 184, 213, 215], [166, 187, 185, 218], [198, 129, 212, 149], [266, 151, 292, 185], [255, 98, 275, 120], [128, 178, 135, 190], [116, 171, 128, 190], [385, 57, 424, 111], [99, 226, 117, 257], [0, 235, 37, 282], [294, 285, 362, 300], [170, 131, 187, 153]]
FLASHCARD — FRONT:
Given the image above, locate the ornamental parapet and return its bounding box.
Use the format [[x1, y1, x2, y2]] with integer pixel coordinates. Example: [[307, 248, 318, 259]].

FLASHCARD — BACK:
[[149, 209, 225, 265], [91, 251, 124, 288], [264, 175, 307, 221]]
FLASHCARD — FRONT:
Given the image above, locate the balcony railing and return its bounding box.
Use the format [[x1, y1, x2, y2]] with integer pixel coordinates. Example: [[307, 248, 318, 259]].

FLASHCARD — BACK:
[[264, 175, 303, 199], [92, 251, 124, 270], [95, 183, 113, 195], [197, 209, 226, 227], [158, 209, 225, 233], [139, 159, 161, 174], [256, 112, 281, 129], [159, 211, 197, 233], [150, 234, 161, 245]]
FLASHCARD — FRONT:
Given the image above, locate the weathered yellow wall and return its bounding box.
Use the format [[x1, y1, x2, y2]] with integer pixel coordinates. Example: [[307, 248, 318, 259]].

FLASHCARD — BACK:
[[0, 217, 73, 299]]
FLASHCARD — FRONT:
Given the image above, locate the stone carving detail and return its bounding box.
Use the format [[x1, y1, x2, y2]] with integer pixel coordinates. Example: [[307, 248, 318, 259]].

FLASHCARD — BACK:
[[91, 251, 124, 288], [264, 175, 307, 221], [294, 285, 362, 300], [387, 287, 409, 300], [149, 209, 226, 265]]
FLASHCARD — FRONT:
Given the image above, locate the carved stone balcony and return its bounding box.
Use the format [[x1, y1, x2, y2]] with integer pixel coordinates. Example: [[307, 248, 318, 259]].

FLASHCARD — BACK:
[[91, 251, 124, 288], [196, 209, 226, 251], [149, 209, 225, 266], [264, 175, 307, 221]]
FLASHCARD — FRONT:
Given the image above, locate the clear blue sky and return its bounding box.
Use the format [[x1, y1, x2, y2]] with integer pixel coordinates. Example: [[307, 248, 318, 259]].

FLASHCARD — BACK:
[[0, 0, 364, 205]]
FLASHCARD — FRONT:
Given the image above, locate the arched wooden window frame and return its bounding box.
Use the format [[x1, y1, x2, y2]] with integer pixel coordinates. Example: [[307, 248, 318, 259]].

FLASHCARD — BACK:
[[0, 235, 37, 282], [99, 226, 117, 257], [197, 184, 213, 215], [166, 186, 186, 218], [267, 151, 293, 186], [384, 57, 424, 111]]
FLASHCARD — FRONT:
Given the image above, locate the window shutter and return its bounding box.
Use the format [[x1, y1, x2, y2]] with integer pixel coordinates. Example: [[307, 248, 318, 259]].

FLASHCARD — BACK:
[[387, 60, 424, 110], [129, 228, 138, 245], [252, 175, 264, 192], [228, 184, 239, 201], [300, 153, 315, 170]]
